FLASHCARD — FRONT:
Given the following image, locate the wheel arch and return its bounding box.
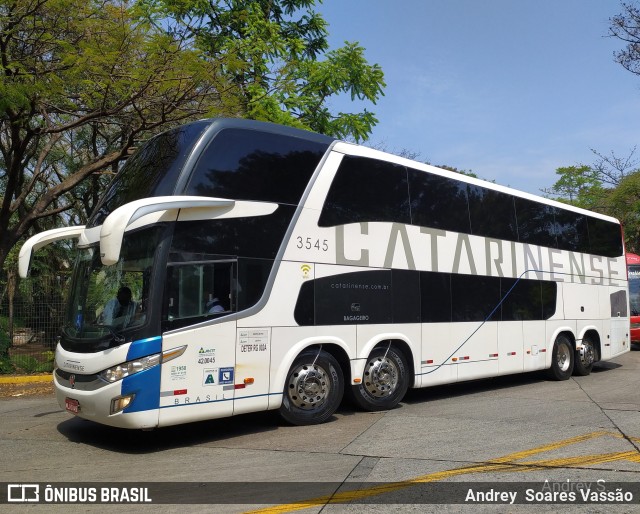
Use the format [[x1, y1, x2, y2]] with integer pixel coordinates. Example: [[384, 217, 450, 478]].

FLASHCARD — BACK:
[[546, 330, 576, 380], [362, 338, 415, 389], [271, 337, 352, 405], [546, 327, 576, 368]]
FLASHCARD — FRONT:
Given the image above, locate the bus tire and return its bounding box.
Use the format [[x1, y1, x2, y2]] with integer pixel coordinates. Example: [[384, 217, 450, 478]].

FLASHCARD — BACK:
[[573, 336, 595, 376], [546, 334, 574, 381], [279, 349, 343, 426], [350, 346, 409, 412]]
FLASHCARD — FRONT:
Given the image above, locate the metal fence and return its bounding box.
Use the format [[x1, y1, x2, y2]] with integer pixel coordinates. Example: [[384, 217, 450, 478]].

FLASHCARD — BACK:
[[0, 273, 69, 374]]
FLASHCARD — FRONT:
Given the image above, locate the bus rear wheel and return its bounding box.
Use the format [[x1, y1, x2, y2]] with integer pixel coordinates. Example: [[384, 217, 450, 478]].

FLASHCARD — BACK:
[[351, 346, 409, 412], [279, 349, 343, 425], [573, 336, 595, 376], [546, 334, 574, 381]]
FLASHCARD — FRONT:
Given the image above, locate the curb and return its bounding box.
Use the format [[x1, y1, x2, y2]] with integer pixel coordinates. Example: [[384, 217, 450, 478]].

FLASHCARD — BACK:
[[0, 375, 53, 384]]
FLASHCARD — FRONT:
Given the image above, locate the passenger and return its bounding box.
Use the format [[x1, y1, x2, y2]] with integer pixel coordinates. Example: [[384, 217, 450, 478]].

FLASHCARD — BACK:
[[205, 294, 225, 314]]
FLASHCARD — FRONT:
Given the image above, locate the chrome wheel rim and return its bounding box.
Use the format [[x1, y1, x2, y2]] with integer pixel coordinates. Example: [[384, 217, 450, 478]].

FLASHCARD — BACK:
[[287, 363, 330, 410], [557, 343, 572, 372], [363, 356, 399, 397], [580, 341, 594, 366]]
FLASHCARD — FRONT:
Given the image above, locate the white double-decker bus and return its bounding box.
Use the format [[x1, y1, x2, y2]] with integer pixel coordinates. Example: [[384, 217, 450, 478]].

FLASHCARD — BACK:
[[20, 118, 629, 428]]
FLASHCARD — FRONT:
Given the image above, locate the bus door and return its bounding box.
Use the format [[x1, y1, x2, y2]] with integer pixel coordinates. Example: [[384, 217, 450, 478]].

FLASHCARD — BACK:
[[158, 260, 238, 426]]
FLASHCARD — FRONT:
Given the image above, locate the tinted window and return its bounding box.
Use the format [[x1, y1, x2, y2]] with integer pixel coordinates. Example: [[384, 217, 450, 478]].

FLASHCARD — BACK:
[[168, 206, 296, 260], [409, 169, 471, 233], [392, 269, 421, 323], [451, 274, 501, 322], [295, 270, 557, 326], [323, 160, 619, 258], [236, 258, 272, 312], [163, 260, 236, 331], [500, 278, 542, 321], [554, 209, 589, 253], [89, 121, 209, 227], [318, 156, 410, 227], [420, 272, 451, 323], [186, 128, 328, 205], [501, 278, 557, 321], [467, 186, 518, 240], [588, 217, 623, 257], [514, 197, 557, 248], [294, 281, 315, 326], [541, 281, 557, 319]]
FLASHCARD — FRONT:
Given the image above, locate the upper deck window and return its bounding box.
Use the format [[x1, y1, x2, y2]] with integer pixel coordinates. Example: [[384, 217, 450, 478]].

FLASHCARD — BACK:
[[318, 156, 411, 226], [319, 155, 622, 258], [88, 121, 209, 227], [185, 128, 329, 205]]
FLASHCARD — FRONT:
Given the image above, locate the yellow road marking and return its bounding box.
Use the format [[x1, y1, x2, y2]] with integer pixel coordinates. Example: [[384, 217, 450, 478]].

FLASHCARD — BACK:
[[244, 430, 640, 514]]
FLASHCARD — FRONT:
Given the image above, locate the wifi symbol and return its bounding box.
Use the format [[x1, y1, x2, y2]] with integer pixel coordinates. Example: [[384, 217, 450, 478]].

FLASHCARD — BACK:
[[300, 264, 311, 278]]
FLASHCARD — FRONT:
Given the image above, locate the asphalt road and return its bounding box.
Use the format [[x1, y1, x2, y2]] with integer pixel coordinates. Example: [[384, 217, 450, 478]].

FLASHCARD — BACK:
[[2, 347, 640, 513]]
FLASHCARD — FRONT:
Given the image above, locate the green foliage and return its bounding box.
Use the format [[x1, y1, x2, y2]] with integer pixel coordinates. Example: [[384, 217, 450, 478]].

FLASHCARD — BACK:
[[433, 164, 478, 179], [0, 0, 385, 272], [0, 357, 13, 374], [10, 352, 55, 374], [0, 328, 10, 358], [150, 0, 385, 142], [543, 165, 607, 210], [606, 171, 640, 254]]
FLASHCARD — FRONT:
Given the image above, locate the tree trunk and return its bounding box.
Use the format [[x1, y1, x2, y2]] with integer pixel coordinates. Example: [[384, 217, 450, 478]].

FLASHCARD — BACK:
[[7, 268, 16, 346]]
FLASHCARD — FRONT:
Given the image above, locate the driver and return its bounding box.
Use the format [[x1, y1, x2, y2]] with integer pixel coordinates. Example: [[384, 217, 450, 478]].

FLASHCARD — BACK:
[[101, 286, 137, 325]]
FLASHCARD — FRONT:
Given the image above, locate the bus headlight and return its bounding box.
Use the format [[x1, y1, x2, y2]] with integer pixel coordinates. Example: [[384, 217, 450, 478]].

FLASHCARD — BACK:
[[98, 345, 187, 383], [100, 354, 161, 383]]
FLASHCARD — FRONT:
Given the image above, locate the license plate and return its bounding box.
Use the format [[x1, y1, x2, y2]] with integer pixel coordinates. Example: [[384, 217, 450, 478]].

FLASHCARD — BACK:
[[65, 398, 80, 414]]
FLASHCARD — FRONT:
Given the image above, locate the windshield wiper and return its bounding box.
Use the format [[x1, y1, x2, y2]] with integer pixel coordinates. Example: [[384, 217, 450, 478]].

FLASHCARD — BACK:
[[91, 323, 126, 348]]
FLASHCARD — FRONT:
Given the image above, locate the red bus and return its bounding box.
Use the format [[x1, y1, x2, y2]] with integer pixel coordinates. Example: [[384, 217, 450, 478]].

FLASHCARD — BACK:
[[627, 253, 640, 344]]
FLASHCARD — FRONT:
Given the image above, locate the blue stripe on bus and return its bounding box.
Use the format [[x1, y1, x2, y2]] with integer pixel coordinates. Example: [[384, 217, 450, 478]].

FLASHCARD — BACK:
[[121, 336, 162, 413], [126, 336, 162, 361], [122, 364, 161, 413]]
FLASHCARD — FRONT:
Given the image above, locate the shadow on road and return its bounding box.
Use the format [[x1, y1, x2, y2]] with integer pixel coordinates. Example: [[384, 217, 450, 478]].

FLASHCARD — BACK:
[[55, 359, 623, 453]]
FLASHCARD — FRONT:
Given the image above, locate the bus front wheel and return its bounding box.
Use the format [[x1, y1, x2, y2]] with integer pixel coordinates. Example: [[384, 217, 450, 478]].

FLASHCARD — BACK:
[[279, 349, 344, 425], [350, 346, 409, 412], [546, 335, 574, 381]]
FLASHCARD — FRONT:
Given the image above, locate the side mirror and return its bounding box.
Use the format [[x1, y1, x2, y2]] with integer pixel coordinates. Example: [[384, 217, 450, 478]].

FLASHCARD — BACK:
[[19, 226, 86, 278]]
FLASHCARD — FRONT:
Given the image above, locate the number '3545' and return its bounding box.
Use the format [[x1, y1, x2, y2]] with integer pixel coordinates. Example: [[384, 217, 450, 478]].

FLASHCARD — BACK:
[[296, 236, 328, 251]]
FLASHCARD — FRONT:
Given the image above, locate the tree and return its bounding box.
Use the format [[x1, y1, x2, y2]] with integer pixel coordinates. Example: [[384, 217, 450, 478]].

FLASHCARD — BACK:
[[143, 0, 385, 141], [0, 0, 385, 272], [610, 2, 640, 76], [0, 0, 233, 271], [542, 165, 606, 210], [606, 171, 640, 253], [543, 147, 639, 206]]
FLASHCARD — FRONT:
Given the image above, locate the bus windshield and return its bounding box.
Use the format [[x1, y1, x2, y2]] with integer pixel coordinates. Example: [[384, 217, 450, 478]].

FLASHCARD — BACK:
[[62, 227, 164, 349], [629, 264, 640, 317]]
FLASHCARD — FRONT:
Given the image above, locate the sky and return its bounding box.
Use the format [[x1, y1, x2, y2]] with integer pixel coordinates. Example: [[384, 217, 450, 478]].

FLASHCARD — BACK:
[[318, 0, 640, 196]]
